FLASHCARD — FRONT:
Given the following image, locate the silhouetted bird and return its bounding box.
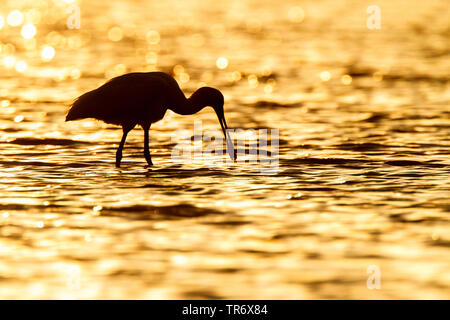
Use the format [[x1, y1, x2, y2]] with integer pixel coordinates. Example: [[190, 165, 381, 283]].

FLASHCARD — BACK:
[[66, 72, 235, 167]]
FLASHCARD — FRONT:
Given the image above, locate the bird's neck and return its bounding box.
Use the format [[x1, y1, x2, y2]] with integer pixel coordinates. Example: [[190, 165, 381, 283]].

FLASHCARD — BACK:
[[171, 92, 206, 115]]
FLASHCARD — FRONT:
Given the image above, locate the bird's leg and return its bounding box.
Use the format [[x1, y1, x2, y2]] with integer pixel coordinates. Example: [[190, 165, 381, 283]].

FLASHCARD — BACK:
[[143, 124, 153, 166], [116, 125, 132, 168]]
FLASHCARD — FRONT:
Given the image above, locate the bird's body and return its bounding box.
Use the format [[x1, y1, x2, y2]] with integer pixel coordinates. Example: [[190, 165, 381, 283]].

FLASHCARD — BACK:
[[67, 72, 177, 126], [66, 72, 235, 167]]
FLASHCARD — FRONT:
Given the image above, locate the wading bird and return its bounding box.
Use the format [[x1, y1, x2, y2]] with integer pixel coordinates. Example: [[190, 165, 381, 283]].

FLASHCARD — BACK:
[[66, 72, 235, 167]]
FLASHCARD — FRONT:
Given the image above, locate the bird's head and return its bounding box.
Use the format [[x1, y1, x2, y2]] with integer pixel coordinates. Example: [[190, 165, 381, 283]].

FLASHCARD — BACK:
[[190, 87, 236, 161], [191, 87, 224, 110]]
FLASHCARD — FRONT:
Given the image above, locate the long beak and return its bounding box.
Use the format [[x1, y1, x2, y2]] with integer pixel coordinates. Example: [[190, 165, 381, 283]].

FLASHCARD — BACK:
[[215, 107, 236, 161]]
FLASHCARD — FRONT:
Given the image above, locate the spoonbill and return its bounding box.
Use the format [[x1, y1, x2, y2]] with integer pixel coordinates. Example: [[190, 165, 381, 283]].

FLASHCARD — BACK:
[[66, 72, 235, 167]]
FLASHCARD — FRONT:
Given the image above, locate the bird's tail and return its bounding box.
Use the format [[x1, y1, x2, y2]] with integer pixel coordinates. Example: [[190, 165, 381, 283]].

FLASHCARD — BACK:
[[65, 104, 79, 121], [65, 91, 95, 121]]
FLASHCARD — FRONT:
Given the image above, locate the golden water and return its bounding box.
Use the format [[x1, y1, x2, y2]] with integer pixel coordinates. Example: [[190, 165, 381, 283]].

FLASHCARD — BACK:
[[0, 0, 449, 299]]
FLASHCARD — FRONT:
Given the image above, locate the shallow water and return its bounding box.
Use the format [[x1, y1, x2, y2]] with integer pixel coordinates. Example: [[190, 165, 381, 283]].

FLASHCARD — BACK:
[[0, 0, 449, 299]]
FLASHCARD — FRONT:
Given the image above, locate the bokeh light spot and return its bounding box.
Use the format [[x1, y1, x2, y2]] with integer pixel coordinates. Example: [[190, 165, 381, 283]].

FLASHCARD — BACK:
[[7, 10, 24, 27], [108, 27, 123, 42], [145, 52, 158, 65], [41, 46, 55, 62], [288, 6, 305, 23], [15, 61, 27, 73], [146, 30, 160, 45], [3, 56, 16, 68], [248, 74, 259, 88], [320, 71, 331, 82], [70, 68, 82, 80], [14, 115, 24, 122], [216, 57, 228, 70], [21, 24, 37, 39], [173, 65, 184, 75], [341, 74, 352, 85]]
